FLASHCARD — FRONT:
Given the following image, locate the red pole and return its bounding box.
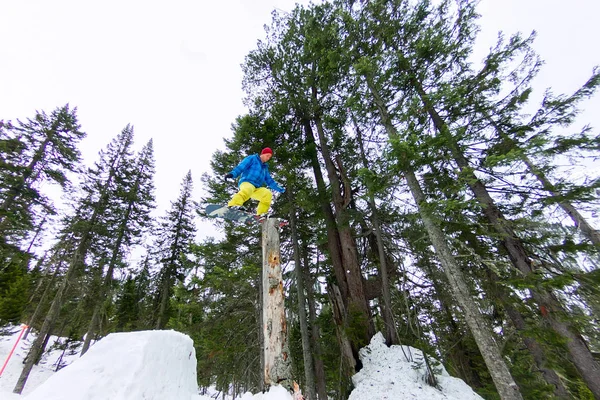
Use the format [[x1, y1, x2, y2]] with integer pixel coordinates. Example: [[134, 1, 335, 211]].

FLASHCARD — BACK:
[[0, 325, 28, 377]]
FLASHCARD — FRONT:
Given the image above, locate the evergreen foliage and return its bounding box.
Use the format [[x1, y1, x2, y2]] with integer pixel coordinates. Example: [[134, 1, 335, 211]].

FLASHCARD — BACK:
[[1, 1, 599, 399], [151, 171, 197, 330]]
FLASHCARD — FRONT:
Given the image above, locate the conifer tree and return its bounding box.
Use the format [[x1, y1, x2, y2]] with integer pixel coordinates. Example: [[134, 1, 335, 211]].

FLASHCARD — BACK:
[[337, 1, 525, 398], [190, 236, 263, 394], [0, 106, 84, 324], [380, 2, 600, 395], [243, 3, 374, 372], [14, 126, 134, 394], [80, 138, 156, 354], [115, 254, 153, 330], [0, 105, 85, 241], [152, 171, 196, 329], [197, 0, 599, 397]]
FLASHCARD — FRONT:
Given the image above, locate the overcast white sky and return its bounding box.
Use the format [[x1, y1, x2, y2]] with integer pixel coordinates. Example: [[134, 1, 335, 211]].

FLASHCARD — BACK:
[[1, 0, 598, 241]]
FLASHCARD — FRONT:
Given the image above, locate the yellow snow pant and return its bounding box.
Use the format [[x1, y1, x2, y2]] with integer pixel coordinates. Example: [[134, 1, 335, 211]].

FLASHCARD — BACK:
[[227, 182, 272, 215]]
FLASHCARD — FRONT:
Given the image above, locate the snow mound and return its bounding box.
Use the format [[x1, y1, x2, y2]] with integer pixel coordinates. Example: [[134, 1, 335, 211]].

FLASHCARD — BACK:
[[23, 330, 198, 400], [349, 332, 483, 400]]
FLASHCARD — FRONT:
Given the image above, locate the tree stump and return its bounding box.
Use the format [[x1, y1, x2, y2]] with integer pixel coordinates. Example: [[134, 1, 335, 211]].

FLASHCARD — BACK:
[[262, 218, 293, 390]]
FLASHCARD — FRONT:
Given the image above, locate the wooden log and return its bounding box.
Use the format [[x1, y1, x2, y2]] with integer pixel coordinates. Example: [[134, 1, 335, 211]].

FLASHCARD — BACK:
[[262, 218, 293, 390]]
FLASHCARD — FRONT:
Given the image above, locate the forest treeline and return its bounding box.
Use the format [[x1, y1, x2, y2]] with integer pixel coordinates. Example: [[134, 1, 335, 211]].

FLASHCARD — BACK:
[[1, 0, 599, 399]]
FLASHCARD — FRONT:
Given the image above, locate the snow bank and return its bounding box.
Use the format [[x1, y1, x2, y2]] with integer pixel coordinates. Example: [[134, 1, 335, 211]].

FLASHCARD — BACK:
[[23, 330, 198, 400], [349, 332, 483, 400], [1, 326, 60, 396], [3, 328, 484, 400]]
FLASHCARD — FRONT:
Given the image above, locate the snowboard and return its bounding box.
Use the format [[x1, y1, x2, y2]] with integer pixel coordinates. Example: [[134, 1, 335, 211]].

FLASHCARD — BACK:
[[205, 204, 258, 225], [204, 204, 288, 227]]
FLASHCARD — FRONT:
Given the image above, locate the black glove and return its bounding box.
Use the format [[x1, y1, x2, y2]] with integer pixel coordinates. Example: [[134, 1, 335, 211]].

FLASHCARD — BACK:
[[224, 173, 233, 182]]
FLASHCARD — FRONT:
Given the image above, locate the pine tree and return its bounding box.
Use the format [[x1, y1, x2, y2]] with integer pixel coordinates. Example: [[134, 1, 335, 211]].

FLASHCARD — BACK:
[[0, 106, 84, 325], [0, 120, 26, 240], [338, 1, 525, 398], [243, 3, 374, 373], [191, 237, 263, 394], [194, 0, 600, 397], [152, 171, 196, 329], [388, 4, 600, 395], [115, 275, 141, 331], [114, 254, 153, 330], [0, 105, 85, 241], [80, 138, 156, 354], [13, 126, 134, 394]]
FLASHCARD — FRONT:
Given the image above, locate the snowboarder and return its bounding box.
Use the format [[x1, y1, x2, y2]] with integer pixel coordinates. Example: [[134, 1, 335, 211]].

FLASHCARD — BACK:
[[225, 147, 285, 220]]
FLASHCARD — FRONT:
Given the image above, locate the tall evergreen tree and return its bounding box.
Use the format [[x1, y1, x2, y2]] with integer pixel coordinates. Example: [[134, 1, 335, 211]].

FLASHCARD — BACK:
[[338, 0, 599, 397], [243, 3, 374, 373], [0, 105, 85, 241], [80, 138, 156, 354], [372, 2, 600, 395], [14, 126, 134, 394], [152, 171, 196, 329], [0, 106, 85, 325], [189, 236, 263, 395], [114, 254, 153, 331]]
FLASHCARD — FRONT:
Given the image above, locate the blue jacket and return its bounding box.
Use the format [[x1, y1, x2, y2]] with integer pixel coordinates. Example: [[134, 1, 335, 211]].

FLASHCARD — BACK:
[[229, 154, 285, 193]]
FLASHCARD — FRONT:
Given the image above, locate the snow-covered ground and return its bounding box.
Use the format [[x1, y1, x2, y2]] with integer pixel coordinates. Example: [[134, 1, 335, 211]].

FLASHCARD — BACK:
[[350, 332, 482, 400], [1, 325, 82, 398], [1, 326, 482, 400], [0, 327, 199, 400], [23, 330, 197, 400]]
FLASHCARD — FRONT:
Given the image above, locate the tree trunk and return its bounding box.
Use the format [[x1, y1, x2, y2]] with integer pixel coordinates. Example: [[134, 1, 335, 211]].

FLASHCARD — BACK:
[[155, 271, 172, 330], [23, 258, 64, 341], [262, 218, 293, 390], [288, 201, 317, 400], [302, 119, 348, 303], [416, 83, 600, 399], [352, 112, 398, 346], [36, 330, 54, 365], [327, 283, 357, 374], [367, 77, 523, 400], [302, 243, 328, 400], [404, 169, 523, 400], [25, 218, 46, 255], [302, 119, 359, 372], [490, 272, 570, 398], [313, 111, 373, 343], [13, 235, 91, 394], [81, 302, 101, 355]]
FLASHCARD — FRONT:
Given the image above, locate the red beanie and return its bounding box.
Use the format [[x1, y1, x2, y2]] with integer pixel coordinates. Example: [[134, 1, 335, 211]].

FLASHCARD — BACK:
[[261, 147, 273, 155]]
